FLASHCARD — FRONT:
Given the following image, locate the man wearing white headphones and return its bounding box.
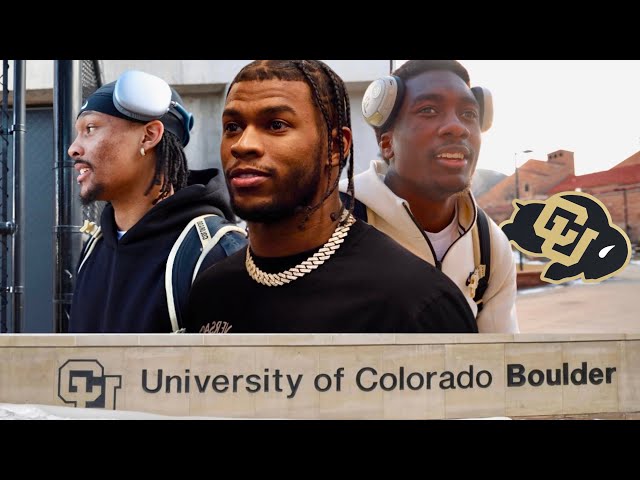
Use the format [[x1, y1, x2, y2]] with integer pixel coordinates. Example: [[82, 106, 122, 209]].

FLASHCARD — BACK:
[[68, 70, 246, 333], [340, 60, 518, 333], [185, 60, 477, 334]]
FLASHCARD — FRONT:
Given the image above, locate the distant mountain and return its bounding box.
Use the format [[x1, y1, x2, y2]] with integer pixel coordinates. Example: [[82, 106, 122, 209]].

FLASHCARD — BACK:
[[472, 169, 507, 198]]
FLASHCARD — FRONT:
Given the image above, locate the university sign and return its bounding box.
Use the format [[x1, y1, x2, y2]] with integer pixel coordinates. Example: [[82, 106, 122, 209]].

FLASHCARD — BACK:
[[136, 362, 616, 398], [1, 334, 637, 419]]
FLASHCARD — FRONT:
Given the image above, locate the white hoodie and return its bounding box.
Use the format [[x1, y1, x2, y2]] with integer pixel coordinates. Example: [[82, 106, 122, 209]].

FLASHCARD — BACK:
[[340, 160, 519, 333]]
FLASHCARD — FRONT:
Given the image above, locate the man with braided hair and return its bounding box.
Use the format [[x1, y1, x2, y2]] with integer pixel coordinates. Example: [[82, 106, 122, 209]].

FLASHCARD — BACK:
[[69, 70, 243, 333], [185, 60, 476, 333]]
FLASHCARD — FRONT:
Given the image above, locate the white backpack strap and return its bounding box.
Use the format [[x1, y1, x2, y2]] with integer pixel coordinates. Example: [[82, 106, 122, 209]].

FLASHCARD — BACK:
[[191, 223, 247, 284], [165, 214, 246, 334], [165, 216, 203, 333], [78, 221, 102, 274]]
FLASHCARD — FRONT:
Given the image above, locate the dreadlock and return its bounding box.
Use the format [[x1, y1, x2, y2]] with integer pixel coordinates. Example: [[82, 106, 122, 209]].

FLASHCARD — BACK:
[[228, 60, 356, 226], [144, 130, 190, 205]]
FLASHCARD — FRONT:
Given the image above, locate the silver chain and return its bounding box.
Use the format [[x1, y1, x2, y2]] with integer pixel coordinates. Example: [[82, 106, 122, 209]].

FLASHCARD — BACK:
[[245, 212, 356, 287]]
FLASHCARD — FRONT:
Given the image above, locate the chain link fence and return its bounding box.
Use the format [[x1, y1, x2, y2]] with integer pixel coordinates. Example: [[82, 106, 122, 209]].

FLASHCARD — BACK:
[[0, 60, 104, 333]]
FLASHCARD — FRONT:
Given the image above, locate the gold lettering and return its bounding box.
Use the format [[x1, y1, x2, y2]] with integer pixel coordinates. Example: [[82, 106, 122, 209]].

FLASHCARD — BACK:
[[533, 197, 599, 266]]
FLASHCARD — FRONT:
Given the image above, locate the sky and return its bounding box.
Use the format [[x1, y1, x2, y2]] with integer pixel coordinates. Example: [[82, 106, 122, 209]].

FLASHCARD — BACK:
[[397, 60, 640, 176]]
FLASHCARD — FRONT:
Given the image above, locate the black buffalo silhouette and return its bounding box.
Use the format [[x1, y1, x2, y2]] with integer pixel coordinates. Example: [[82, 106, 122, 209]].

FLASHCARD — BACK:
[[501, 193, 631, 283]]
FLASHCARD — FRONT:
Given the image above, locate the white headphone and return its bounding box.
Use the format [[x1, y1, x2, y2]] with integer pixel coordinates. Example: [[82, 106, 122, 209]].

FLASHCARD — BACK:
[[362, 75, 493, 132], [113, 70, 195, 146], [113, 70, 173, 121]]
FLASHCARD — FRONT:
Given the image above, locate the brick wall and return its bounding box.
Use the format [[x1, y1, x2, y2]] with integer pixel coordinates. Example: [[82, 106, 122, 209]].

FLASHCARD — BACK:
[[478, 150, 576, 224], [587, 187, 640, 243], [478, 150, 640, 244]]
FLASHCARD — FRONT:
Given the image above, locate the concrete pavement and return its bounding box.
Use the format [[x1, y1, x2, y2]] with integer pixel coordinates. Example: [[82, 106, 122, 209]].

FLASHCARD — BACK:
[[516, 261, 640, 333]]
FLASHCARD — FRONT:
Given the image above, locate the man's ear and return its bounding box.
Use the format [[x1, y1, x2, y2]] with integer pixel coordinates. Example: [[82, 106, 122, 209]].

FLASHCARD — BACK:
[[380, 131, 394, 162], [141, 120, 165, 151], [330, 126, 352, 167]]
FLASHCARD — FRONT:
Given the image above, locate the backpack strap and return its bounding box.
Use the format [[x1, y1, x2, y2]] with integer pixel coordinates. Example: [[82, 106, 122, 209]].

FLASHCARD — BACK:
[[466, 207, 491, 313], [339, 191, 368, 222], [165, 214, 247, 333], [78, 220, 103, 274]]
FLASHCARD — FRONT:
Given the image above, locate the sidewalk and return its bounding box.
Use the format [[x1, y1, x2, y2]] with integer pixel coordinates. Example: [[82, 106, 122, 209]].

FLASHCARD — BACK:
[[516, 261, 640, 333]]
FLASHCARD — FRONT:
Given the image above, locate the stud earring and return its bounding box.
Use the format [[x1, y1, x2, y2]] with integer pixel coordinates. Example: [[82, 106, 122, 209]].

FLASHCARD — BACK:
[[140, 147, 146, 156]]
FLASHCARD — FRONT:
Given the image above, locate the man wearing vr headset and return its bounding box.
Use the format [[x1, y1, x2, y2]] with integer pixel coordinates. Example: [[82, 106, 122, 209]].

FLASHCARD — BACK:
[[340, 60, 518, 333], [68, 70, 244, 333], [184, 60, 476, 334]]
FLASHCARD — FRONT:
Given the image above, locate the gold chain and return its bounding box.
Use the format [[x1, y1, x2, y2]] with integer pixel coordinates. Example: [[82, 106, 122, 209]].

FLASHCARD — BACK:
[[245, 212, 356, 287]]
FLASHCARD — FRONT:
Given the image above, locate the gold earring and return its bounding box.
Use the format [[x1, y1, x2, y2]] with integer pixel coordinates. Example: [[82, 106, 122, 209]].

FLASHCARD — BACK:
[[140, 147, 146, 156]]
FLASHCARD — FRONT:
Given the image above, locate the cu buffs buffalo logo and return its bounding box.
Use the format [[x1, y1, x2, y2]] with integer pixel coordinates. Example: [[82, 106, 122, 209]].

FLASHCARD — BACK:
[[500, 191, 631, 284], [57, 359, 122, 409]]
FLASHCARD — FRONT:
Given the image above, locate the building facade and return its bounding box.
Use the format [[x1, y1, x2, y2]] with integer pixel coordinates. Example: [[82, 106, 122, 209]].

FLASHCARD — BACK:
[[477, 149, 576, 224], [10, 60, 390, 175], [549, 162, 640, 244], [478, 149, 640, 244]]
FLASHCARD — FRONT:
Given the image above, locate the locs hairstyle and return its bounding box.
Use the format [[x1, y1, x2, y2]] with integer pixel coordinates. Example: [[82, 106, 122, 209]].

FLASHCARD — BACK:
[[227, 60, 355, 224], [148, 130, 189, 204]]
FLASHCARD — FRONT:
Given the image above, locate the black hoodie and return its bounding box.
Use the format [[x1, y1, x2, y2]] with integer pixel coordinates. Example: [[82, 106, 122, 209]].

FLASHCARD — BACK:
[[69, 168, 236, 333]]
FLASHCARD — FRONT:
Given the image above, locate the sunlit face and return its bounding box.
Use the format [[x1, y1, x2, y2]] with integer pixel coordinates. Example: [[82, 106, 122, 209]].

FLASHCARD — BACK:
[[385, 70, 482, 199], [221, 79, 326, 223], [68, 112, 149, 205]]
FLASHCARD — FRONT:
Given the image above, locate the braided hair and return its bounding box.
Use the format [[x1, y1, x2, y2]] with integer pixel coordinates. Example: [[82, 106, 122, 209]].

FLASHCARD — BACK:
[[144, 130, 190, 205], [228, 60, 355, 225]]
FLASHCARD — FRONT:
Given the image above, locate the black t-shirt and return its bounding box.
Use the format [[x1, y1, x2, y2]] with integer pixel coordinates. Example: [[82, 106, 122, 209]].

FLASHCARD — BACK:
[[185, 220, 477, 333]]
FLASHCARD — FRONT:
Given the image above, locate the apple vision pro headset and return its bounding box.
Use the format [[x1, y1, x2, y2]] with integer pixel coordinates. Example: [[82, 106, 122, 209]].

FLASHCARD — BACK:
[[112, 70, 195, 146], [361, 75, 493, 133]]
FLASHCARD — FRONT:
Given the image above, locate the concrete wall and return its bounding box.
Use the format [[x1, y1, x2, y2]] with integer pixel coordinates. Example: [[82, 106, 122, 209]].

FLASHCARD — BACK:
[[1, 333, 638, 419], [13, 60, 388, 174], [7, 60, 54, 90]]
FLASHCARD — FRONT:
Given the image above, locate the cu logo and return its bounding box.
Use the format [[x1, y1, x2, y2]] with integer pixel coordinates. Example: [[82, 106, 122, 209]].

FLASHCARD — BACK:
[[57, 359, 122, 409], [501, 191, 632, 284]]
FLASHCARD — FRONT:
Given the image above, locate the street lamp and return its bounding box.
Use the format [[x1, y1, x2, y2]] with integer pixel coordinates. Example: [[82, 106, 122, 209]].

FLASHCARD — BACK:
[[514, 149, 533, 271], [514, 149, 533, 201]]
